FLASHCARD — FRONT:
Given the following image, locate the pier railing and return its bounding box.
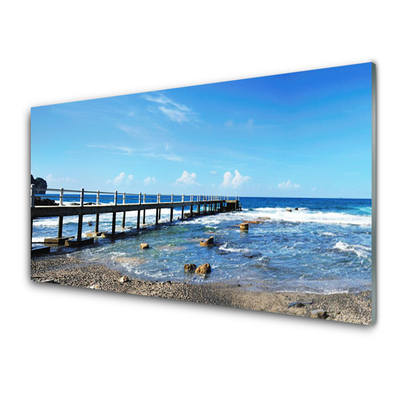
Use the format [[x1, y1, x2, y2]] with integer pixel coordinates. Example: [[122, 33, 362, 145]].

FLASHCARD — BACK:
[[31, 185, 241, 249], [30, 186, 239, 208]]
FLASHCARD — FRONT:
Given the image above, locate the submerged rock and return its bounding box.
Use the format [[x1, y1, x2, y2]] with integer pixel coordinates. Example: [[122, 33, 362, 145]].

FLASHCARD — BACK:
[[184, 264, 196, 272], [200, 237, 214, 247], [195, 263, 211, 274], [240, 223, 249, 231], [242, 251, 262, 259], [140, 243, 150, 250]]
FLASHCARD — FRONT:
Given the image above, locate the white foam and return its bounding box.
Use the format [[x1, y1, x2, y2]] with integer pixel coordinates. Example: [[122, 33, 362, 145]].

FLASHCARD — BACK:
[[219, 243, 250, 253], [181, 206, 371, 227], [333, 241, 371, 259]]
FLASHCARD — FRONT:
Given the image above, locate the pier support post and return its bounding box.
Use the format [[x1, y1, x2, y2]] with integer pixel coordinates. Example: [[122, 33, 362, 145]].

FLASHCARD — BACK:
[[190, 204, 193, 217], [122, 192, 126, 228], [181, 206, 184, 220], [112, 212, 116, 237], [77, 188, 84, 244], [198, 204, 200, 214], [95, 190, 100, 234], [170, 207, 173, 222], [112, 191, 117, 238], [143, 209, 146, 225], [77, 214, 83, 243], [137, 210, 141, 230], [95, 214, 100, 234], [58, 216, 63, 238], [155, 208, 159, 225]]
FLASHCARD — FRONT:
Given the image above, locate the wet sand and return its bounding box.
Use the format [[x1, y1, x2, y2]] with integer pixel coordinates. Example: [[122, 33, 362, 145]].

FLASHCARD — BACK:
[[31, 254, 372, 325]]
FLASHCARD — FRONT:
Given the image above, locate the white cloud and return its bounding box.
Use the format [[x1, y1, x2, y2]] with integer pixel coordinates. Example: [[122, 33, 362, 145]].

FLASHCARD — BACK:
[[210, 170, 217, 175], [113, 172, 126, 185], [176, 171, 197, 185], [224, 118, 254, 129], [158, 106, 188, 123], [45, 174, 77, 186], [278, 180, 300, 190], [222, 171, 233, 187], [246, 118, 254, 128], [144, 93, 193, 123], [143, 93, 190, 112], [108, 172, 135, 186], [221, 170, 250, 189], [144, 176, 157, 185], [86, 144, 133, 156], [144, 152, 183, 162]]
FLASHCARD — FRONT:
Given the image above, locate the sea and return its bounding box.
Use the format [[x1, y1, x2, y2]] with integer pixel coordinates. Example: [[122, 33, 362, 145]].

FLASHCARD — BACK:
[[32, 197, 372, 294]]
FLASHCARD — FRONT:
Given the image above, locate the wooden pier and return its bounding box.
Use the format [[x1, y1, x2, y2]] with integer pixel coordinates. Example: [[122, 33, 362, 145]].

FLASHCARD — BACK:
[[31, 186, 240, 252]]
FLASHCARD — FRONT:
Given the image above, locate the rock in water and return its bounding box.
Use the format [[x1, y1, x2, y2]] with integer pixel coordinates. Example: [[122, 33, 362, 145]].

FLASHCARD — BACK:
[[140, 243, 150, 250], [184, 264, 196, 272], [240, 223, 249, 231], [200, 237, 214, 246], [195, 263, 211, 274], [311, 309, 328, 319]]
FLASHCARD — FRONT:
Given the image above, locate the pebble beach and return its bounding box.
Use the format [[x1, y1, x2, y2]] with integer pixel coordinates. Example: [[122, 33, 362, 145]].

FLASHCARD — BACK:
[[31, 254, 372, 325]]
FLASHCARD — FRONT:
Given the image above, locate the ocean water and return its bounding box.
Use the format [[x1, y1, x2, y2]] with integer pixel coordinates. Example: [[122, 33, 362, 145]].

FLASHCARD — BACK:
[[32, 197, 372, 294]]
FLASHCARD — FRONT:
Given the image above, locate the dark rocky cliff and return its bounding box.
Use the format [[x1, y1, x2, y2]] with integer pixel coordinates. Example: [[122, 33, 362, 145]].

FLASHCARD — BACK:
[[31, 175, 47, 194]]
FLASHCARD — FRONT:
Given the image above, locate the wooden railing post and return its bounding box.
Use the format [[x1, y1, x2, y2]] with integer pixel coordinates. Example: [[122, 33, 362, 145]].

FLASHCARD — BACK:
[[77, 188, 84, 243], [58, 186, 64, 238], [31, 184, 35, 208], [94, 190, 100, 234], [80, 188, 84, 206], [30, 184, 35, 246]]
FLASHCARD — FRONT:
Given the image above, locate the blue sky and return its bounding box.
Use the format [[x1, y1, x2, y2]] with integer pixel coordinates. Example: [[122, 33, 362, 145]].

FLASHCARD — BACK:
[[31, 63, 372, 198]]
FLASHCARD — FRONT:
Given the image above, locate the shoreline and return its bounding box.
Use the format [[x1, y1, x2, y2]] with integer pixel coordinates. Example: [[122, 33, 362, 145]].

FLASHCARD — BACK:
[[31, 254, 372, 325]]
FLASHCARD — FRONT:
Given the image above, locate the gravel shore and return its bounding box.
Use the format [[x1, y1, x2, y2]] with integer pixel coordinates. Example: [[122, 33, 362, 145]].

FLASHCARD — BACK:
[[31, 254, 372, 325]]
